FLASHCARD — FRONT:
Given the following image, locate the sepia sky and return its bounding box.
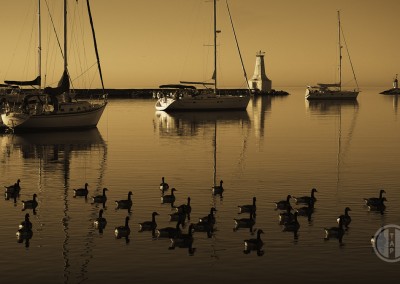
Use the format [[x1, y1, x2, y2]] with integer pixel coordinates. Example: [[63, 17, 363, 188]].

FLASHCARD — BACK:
[[0, 0, 399, 89]]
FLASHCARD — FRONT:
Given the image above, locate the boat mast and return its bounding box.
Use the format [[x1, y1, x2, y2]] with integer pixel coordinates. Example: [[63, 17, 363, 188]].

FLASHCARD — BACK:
[[338, 10, 342, 91], [64, 0, 68, 74], [38, 0, 42, 90], [213, 0, 217, 94]]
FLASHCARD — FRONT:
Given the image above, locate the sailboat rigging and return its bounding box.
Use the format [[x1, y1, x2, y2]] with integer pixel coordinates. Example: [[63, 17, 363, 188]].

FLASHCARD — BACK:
[[306, 11, 359, 100], [1, 0, 107, 131], [155, 0, 250, 111]]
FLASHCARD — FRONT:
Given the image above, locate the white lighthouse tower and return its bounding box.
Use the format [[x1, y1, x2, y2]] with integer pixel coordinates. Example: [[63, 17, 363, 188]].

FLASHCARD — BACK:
[[248, 51, 271, 93]]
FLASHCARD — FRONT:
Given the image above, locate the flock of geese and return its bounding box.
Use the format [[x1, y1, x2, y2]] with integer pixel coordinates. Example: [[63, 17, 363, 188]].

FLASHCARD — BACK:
[[4, 177, 388, 254]]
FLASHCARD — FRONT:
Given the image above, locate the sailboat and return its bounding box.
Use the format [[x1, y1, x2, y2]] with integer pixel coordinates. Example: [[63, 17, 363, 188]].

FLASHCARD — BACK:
[[1, 0, 107, 131], [306, 11, 359, 100], [155, 0, 250, 111]]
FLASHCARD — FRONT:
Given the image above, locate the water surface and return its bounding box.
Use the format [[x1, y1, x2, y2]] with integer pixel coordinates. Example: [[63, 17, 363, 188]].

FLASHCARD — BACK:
[[1, 87, 399, 283]]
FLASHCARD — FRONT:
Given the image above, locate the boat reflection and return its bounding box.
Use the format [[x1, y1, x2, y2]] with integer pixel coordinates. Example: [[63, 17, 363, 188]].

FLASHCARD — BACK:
[[1, 129, 107, 283], [306, 99, 359, 115]]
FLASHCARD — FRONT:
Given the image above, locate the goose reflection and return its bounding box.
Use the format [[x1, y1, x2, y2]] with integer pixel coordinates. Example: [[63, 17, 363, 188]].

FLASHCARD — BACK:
[[234, 211, 256, 233], [16, 213, 33, 247]]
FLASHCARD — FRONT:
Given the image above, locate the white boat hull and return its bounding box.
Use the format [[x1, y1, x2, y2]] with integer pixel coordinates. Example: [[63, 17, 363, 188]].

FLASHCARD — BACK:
[[1, 103, 106, 131], [305, 89, 359, 100], [155, 95, 250, 111]]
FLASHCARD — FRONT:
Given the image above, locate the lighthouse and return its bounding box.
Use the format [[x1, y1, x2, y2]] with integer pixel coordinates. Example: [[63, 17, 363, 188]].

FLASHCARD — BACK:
[[248, 51, 272, 93]]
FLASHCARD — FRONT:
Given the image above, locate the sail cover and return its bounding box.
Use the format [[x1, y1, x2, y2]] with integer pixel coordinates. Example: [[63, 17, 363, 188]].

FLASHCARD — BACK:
[[44, 70, 70, 97], [4, 76, 41, 86]]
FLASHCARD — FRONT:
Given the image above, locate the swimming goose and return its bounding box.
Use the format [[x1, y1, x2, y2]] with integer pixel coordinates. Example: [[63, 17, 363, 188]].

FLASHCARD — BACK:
[[234, 211, 256, 232], [238, 197, 256, 214], [115, 216, 130, 238], [170, 224, 194, 249], [16, 226, 33, 240], [19, 213, 32, 230], [279, 205, 294, 225], [73, 183, 89, 197], [293, 188, 318, 205], [92, 188, 108, 203], [161, 188, 177, 204], [22, 194, 38, 210], [199, 207, 217, 224], [193, 214, 214, 237], [5, 179, 21, 194], [160, 177, 169, 192], [364, 189, 386, 207], [169, 205, 187, 223], [139, 212, 159, 231], [155, 220, 182, 238], [244, 229, 264, 253], [94, 209, 107, 229], [115, 191, 133, 209], [337, 207, 351, 228], [212, 180, 224, 195], [174, 197, 191, 215], [275, 195, 292, 210], [324, 216, 345, 243], [283, 212, 300, 232]]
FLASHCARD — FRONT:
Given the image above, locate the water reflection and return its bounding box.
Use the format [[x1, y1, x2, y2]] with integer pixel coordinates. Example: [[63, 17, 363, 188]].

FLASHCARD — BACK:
[[306, 99, 359, 115], [1, 129, 107, 283]]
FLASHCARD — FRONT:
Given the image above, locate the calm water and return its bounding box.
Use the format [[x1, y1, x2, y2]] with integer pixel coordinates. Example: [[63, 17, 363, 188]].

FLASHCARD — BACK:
[[1, 87, 399, 283]]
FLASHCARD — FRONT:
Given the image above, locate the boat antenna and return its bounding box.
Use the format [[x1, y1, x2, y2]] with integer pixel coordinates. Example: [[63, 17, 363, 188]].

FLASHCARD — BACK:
[[226, 0, 251, 95], [339, 12, 359, 91], [86, 0, 105, 94]]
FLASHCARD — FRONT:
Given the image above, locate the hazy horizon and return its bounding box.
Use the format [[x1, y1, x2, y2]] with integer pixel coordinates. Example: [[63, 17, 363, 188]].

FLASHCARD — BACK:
[[0, 0, 399, 89]]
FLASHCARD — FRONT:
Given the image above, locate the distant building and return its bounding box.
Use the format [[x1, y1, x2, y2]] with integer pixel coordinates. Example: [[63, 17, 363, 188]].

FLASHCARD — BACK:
[[248, 51, 271, 92]]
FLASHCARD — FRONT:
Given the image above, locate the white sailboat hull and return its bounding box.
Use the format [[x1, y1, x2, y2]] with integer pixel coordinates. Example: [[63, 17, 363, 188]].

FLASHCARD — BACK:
[[1, 103, 106, 131], [155, 95, 250, 111], [305, 89, 359, 100]]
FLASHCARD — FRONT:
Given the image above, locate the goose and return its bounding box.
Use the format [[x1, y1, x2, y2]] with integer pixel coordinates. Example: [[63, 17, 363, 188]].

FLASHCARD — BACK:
[[170, 224, 194, 249], [73, 183, 89, 197], [155, 220, 182, 238], [283, 212, 300, 232], [16, 226, 33, 240], [92, 188, 108, 203], [22, 194, 38, 210], [174, 197, 191, 215], [160, 177, 169, 192], [324, 216, 345, 243], [367, 197, 387, 212], [193, 214, 214, 237], [295, 199, 314, 219], [337, 207, 351, 228], [5, 179, 21, 194], [364, 189, 386, 207], [169, 205, 187, 223], [199, 207, 217, 224], [244, 229, 264, 252], [212, 180, 224, 195], [234, 211, 256, 232], [115, 191, 133, 209], [238, 197, 256, 214], [115, 216, 130, 238], [293, 188, 318, 205], [19, 213, 32, 230], [279, 205, 294, 225], [161, 188, 177, 204], [139, 212, 159, 232], [94, 209, 107, 229], [275, 195, 291, 210]]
